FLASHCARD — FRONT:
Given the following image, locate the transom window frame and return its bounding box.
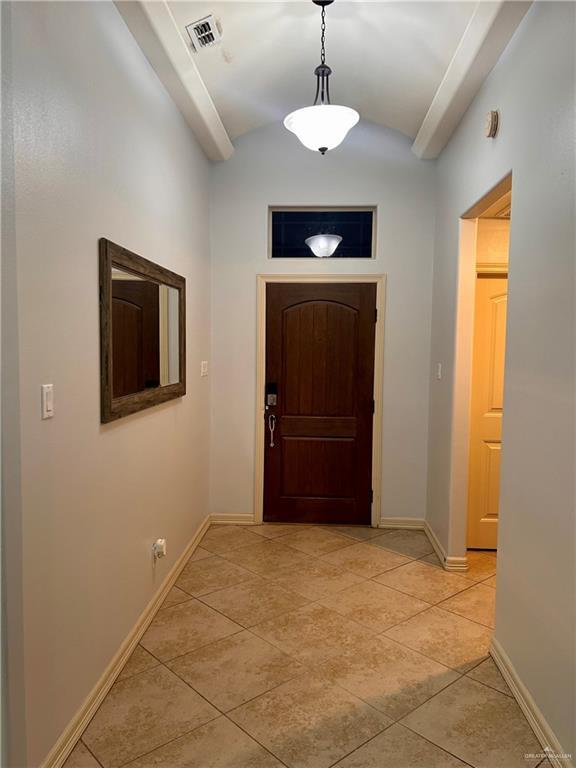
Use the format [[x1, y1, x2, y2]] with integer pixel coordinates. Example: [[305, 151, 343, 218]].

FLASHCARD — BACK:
[[267, 205, 378, 260]]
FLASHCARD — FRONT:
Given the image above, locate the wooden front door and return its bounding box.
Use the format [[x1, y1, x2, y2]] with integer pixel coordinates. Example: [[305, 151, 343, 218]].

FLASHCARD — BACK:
[[264, 283, 377, 524], [467, 275, 508, 549]]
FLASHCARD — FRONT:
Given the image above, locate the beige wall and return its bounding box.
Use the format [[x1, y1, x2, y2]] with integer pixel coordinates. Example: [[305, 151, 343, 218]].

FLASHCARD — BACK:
[[209, 120, 436, 526], [3, 2, 211, 764], [427, 2, 575, 755]]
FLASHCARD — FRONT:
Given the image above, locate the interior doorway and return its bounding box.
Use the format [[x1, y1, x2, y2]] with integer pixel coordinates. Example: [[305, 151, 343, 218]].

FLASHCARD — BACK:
[[467, 224, 509, 549], [451, 174, 512, 560]]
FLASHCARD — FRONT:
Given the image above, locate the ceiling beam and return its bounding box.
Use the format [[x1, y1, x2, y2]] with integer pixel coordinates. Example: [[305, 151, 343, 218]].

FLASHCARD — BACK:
[[115, 0, 234, 162], [412, 1, 532, 160]]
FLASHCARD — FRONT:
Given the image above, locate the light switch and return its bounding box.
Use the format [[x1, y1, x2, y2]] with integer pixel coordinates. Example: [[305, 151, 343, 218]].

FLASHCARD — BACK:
[[436, 363, 443, 381], [200, 361, 208, 377], [41, 384, 54, 419]]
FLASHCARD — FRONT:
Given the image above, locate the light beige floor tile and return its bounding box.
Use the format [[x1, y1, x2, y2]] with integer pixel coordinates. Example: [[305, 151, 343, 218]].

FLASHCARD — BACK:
[[222, 539, 313, 578], [270, 559, 365, 600], [189, 546, 214, 562], [483, 575, 497, 588], [176, 556, 256, 597], [385, 607, 492, 673], [422, 551, 497, 586], [439, 584, 496, 628], [375, 561, 473, 603], [371, 530, 434, 559], [168, 630, 304, 711], [140, 599, 241, 662], [228, 673, 391, 768], [333, 723, 468, 768], [420, 553, 443, 568], [63, 742, 102, 768], [160, 586, 193, 610], [319, 580, 430, 633], [280, 527, 354, 556], [401, 677, 541, 768], [321, 542, 410, 578], [324, 525, 388, 541], [125, 717, 284, 768], [83, 666, 218, 768], [117, 645, 159, 681], [200, 526, 264, 554], [251, 603, 370, 665], [200, 579, 309, 627], [466, 657, 512, 696], [463, 551, 498, 582], [250, 524, 310, 538], [317, 635, 459, 720]]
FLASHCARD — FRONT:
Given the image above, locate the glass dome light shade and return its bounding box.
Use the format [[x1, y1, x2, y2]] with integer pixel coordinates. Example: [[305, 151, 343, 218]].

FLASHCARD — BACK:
[[305, 234, 342, 258], [284, 104, 359, 153]]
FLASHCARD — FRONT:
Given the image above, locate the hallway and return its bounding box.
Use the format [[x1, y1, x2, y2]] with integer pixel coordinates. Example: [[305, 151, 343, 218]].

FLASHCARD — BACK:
[[65, 525, 544, 768]]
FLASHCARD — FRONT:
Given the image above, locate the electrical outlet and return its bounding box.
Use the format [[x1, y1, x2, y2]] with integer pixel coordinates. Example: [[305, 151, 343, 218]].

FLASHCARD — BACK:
[[152, 539, 167, 560]]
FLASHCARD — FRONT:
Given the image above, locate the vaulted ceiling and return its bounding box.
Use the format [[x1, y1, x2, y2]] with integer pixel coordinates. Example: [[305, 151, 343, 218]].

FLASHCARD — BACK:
[[117, 1, 531, 161], [168, 2, 473, 140]]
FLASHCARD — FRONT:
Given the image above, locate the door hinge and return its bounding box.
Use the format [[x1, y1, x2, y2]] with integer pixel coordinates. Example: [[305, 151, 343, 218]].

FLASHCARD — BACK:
[[372, 399, 375, 414], [370, 489, 374, 504], [374, 308, 378, 323]]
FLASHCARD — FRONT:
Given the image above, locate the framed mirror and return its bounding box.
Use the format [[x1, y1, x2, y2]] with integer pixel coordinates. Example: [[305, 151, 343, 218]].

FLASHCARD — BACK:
[[99, 238, 186, 423]]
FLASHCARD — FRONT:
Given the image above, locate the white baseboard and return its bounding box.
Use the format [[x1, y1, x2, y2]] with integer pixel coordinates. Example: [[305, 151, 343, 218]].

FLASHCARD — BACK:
[[210, 513, 255, 525], [379, 517, 425, 529], [424, 521, 469, 572], [41, 515, 212, 768], [490, 639, 573, 768]]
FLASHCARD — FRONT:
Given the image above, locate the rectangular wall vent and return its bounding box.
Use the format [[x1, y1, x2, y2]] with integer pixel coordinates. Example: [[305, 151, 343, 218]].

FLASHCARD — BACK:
[[186, 15, 221, 51]]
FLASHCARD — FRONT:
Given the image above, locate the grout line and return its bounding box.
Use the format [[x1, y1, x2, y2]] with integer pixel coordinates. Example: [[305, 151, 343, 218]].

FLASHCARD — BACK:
[[397, 721, 479, 768], [156, 625, 247, 666], [114, 712, 223, 768], [464, 671, 514, 698], [221, 712, 292, 767], [79, 739, 105, 768], [324, 721, 395, 768]]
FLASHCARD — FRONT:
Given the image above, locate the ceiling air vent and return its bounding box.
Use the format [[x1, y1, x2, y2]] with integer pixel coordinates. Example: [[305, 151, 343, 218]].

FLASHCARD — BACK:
[[186, 15, 222, 51]]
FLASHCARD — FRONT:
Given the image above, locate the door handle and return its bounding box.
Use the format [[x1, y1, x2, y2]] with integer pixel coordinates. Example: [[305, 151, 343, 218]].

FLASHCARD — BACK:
[[268, 414, 276, 448]]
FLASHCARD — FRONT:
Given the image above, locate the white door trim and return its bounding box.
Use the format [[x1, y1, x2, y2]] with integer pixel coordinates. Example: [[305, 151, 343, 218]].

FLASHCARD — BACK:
[[254, 274, 386, 528]]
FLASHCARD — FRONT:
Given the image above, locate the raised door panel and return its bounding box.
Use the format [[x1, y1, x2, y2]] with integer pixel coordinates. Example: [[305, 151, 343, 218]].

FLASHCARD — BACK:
[[283, 302, 357, 416]]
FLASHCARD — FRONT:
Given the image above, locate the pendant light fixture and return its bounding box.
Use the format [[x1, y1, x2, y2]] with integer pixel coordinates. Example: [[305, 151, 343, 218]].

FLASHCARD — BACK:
[[305, 234, 342, 258], [284, 0, 359, 154]]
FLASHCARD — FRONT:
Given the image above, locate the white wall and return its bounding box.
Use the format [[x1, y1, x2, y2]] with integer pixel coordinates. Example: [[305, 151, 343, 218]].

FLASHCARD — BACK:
[[426, 2, 575, 755], [210, 121, 436, 525], [3, 2, 211, 765]]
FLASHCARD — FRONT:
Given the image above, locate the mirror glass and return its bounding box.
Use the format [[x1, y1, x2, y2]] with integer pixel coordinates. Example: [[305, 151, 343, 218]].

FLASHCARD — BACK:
[[111, 267, 180, 398]]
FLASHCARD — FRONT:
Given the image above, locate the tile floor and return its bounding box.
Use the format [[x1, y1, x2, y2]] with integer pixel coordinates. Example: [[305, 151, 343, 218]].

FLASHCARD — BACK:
[[66, 525, 547, 768]]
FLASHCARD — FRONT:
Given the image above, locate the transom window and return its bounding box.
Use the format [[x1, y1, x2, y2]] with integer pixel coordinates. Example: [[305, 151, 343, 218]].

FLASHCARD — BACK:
[[269, 207, 376, 259]]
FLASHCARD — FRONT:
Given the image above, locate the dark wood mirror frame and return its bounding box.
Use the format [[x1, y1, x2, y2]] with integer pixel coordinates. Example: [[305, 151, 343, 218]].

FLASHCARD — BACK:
[[99, 238, 186, 423]]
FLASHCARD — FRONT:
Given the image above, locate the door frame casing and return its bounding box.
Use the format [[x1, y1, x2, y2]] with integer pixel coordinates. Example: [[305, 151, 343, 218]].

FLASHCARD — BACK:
[[254, 274, 386, 527], [449, 173, 512, 560]]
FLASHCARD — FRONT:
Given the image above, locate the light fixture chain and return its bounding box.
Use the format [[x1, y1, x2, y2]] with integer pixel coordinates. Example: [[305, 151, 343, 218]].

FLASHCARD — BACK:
[[320, 6, 326, 65]]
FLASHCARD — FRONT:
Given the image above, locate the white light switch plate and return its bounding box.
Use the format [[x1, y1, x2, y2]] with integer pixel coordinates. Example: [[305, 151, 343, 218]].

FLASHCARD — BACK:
[[41, 384, 54, 419], [200, 361, 208, 377]]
